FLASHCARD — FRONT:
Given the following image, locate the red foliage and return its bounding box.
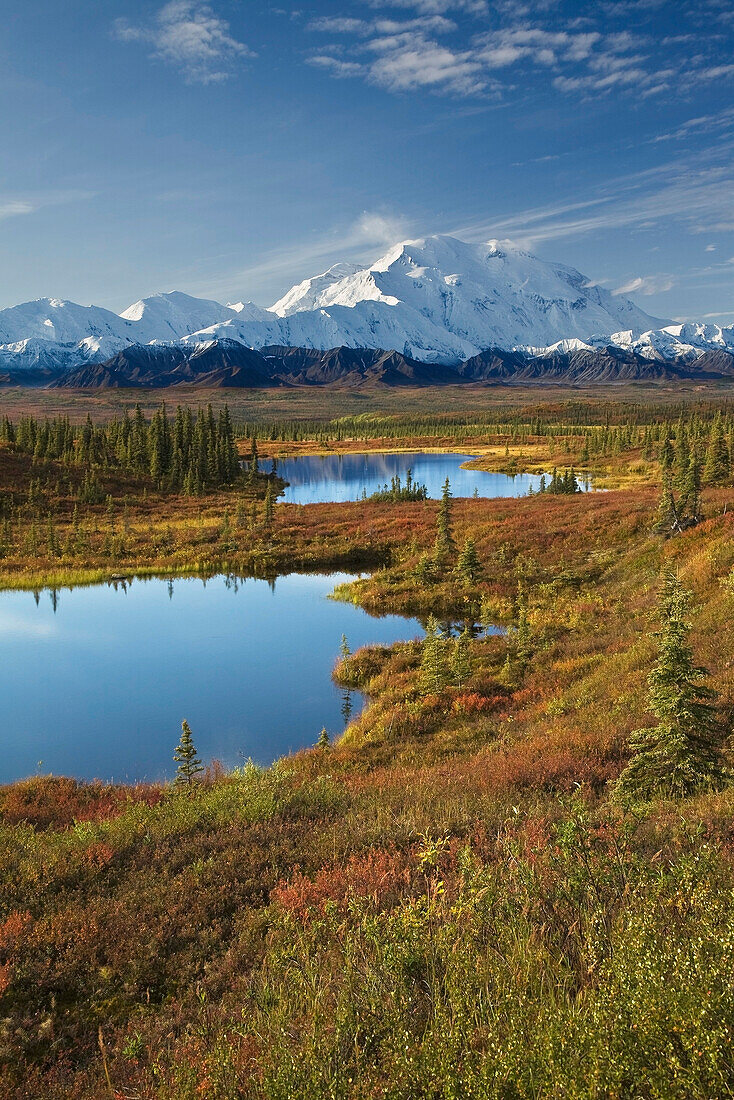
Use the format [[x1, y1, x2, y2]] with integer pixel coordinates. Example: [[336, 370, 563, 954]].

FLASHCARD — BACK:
[[271, 848, 413, 921], [0, 909, 32, 995], [452, 693, 498, 716], [0, 775, 163, 829], [82, 842, 115, 869]]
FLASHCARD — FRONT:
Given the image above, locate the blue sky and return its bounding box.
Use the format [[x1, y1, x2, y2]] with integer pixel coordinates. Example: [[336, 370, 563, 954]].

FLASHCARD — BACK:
[[1, 0, 733, 322]]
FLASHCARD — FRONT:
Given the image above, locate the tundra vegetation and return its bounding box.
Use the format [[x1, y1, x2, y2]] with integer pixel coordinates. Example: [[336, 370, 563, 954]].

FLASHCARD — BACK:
[[0, 391, 733, 1099]]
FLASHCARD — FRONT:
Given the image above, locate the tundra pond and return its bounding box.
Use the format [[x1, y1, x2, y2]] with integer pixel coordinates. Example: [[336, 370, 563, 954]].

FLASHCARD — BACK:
[[0, 572, 425, 784], [276, 451, 550, 503]]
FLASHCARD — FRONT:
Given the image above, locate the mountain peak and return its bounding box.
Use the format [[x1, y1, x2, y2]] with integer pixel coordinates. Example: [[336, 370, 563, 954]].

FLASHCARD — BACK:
[[2, 233, 722, 378]]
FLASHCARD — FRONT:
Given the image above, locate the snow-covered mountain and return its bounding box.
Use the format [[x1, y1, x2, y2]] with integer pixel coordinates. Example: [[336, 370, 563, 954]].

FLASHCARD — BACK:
[[0, 234, 731, 377]]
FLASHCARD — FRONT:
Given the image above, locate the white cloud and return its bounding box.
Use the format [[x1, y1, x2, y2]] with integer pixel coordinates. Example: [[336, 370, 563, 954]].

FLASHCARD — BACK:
[[307, 17, 368, 34], [366, 33, 487, 95], [706, 244, 716, 251], [367, 0, 488, 12], [308, 55, 366, 78], [352, 211, 411, 246], [0, 201, 35, 220], [612, 274, 676, 296], [114, 1, 251, 84], [306, 4, 734, 101], [0, 191, 93, 224]]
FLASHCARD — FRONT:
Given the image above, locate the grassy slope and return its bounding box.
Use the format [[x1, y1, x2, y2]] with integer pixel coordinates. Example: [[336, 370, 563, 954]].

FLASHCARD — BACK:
[[1, 392, 734, 1098]]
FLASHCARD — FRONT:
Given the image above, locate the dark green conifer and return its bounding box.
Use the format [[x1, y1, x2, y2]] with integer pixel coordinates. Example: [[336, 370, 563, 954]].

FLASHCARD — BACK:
[[615, 571, 728, 802], [451, 625, 472, 688], [703, 415, 730, 485], [420, 614, 448, 695], [457, 537, 482, 585], [174, 720, 204, 790], [434, 477, 455, 558]]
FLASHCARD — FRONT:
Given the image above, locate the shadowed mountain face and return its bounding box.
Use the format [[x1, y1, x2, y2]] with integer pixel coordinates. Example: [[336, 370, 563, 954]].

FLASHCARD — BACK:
[[457, 346, 734, 384], [50, 339, 734, 389], [53, 342, 463, 389], [54, 342, 278, 389]]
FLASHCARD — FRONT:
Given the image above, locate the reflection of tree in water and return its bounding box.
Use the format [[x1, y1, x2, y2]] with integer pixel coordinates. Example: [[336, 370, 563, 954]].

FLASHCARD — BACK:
[[341, 688, 353, 727]]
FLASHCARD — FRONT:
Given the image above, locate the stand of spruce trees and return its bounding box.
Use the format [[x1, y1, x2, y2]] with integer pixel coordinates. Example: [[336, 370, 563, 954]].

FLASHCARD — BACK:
[[1, 404, 242, 494]]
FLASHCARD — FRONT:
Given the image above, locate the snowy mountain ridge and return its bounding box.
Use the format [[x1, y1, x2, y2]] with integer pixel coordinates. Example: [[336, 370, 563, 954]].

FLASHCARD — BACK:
[[0, 235, 731, 375]]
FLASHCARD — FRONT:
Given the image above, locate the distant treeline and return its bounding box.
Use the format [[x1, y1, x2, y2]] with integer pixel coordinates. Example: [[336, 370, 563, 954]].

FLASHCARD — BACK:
[[240, 404, 734, 442], [0, 405, 242, 494]]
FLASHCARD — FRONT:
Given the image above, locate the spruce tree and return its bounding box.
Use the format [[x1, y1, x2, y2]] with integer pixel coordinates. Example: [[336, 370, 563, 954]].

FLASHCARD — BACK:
[[504, 586, 532, 680], [654, 469, 683, 535], [434, 477, 455, 558], [420, 614, 448, 695], [263, 481, 275, 531], [615, 571, 727, 802], [451, 625, 472, 688], [317, 727, 330, 748], [679, 452, 701, 522], [674, 422, 690, 491], [457, 537, 482, 585], [703, 415, 730, 486], [174, 720, 204, 790]]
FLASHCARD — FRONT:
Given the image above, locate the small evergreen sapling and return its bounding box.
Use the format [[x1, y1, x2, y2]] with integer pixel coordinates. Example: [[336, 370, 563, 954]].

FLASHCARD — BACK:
[[174, 720, 204, 790], [457, 537, 482, 586]]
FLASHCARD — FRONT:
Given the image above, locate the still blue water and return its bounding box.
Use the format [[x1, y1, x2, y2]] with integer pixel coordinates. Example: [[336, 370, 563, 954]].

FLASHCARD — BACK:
[[0, 573, 423, 785], [276, 452, 546, 504]]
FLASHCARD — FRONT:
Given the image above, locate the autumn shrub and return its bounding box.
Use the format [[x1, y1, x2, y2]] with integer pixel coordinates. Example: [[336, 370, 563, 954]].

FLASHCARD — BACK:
[[0, 775, 162, 829]]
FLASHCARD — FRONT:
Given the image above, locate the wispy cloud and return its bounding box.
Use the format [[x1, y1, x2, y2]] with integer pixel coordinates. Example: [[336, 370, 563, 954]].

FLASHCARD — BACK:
[[0, 191, 93, 224], [0, 201, 35, 221], [612, 273, 676, 296], [652, 106, 734, 143], [366, 33, 488, 95], [454, 151, 734, 246], [367, 0, 488, 12], [114, 1, 252, 84], [192, 209, 412, 304]]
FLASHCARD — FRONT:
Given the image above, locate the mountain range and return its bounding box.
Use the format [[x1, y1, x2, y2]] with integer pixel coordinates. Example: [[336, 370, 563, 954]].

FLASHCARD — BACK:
[[1, 235, 733, 387]]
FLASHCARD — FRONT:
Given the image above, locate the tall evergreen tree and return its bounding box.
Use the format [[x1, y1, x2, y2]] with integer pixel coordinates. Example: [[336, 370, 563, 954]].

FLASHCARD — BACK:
[[263, 481, 275, 531], [451, 625, 472, 688], [434, 477, 455, 558], [654, 469, 684, 535], [615, 571, 728, 802], [703, 415, 730, 485], [678, 452, 702, 522], [420, 614, 449, 695]]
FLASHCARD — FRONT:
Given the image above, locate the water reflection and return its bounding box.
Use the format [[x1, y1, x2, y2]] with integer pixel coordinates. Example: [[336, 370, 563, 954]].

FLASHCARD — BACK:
[[0, 572, 424, 785], [277, 452, 547, 504]]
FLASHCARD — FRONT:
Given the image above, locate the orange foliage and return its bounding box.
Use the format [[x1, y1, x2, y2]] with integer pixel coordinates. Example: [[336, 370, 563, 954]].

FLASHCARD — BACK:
[[0, 775, 163, 829], [272, 848, 413, 921], [0, 910, 32, 995], [452, 692, 500, 716]]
